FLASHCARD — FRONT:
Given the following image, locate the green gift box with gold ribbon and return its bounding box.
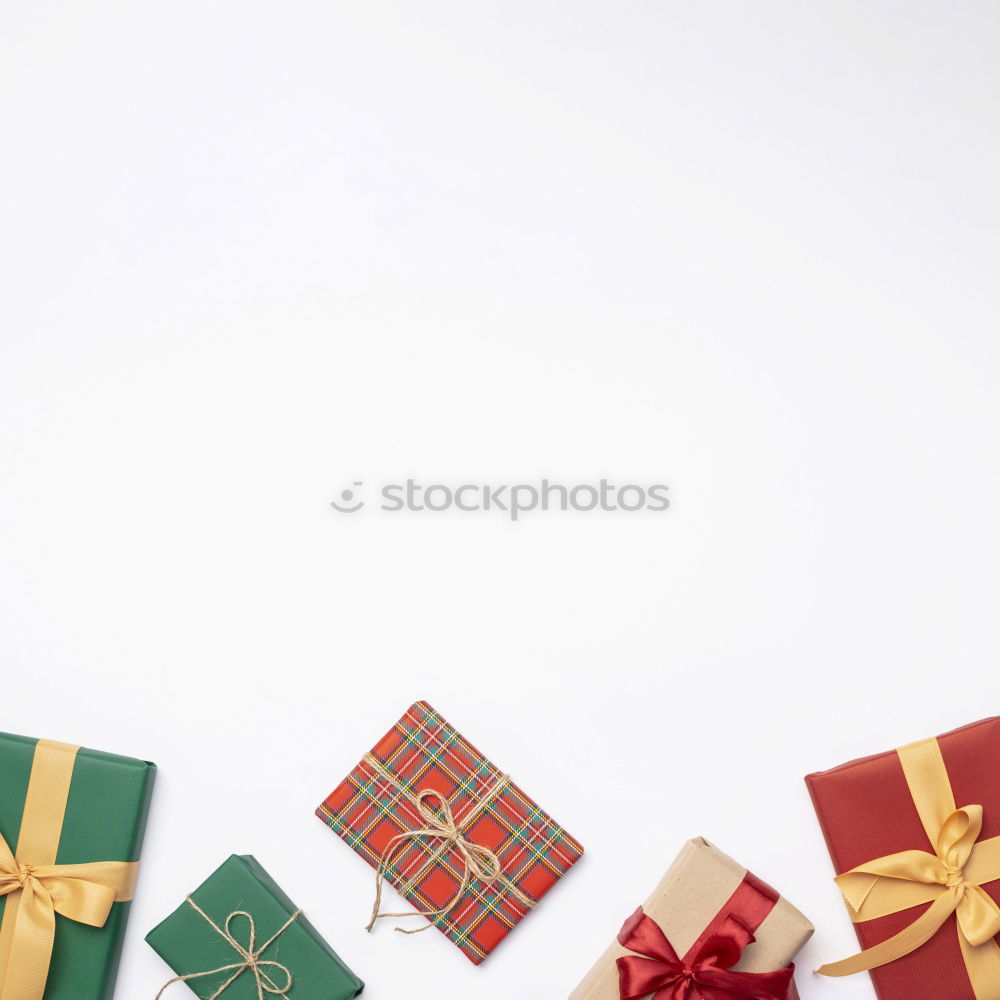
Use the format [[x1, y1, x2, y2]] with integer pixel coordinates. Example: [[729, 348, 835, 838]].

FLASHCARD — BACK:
[[146, 855, 364, 1000], [0, 732, 156, 1000]]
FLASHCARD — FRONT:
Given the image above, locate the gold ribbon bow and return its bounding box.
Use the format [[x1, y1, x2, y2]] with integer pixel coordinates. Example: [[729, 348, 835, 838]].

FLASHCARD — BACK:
[[0, 740, 140, 1000], [154, 897, 301, 1000], [818, 736, 1000, 1000], [363, 754, 536, 933]]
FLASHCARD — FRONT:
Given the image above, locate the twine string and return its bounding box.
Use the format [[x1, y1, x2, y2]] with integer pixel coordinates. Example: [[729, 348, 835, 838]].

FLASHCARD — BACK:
[[362, 753, 536, 933], [153, 896, 301, 1000]]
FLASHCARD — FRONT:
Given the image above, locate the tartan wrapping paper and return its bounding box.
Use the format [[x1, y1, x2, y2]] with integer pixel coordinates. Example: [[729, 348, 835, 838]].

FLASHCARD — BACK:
[[315, 700, 584, 964]]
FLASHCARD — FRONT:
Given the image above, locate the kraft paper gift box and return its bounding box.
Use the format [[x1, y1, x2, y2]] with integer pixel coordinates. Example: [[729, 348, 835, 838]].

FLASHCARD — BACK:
[[0, 732, 156, 1000], [807, 717, 1000, 1000], [316, 700, 585, 964], [146, 854, 364, 1000], [569, 838, 813, 1000]]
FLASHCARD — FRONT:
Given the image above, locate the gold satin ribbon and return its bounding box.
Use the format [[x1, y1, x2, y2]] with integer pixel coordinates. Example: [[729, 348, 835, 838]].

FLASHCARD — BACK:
[[0, 740, 140, 1000], [817, 736, 1000, 1000], [363, 754, 537, 933]]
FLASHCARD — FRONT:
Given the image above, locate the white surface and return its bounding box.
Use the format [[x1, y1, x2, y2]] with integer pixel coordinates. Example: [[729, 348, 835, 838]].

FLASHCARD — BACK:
[[2, 2, 1000, 998]]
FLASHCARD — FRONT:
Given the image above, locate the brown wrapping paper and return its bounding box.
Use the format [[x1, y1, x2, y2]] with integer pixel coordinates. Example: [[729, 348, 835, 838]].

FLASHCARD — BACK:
[[569, 838, 813, 1000]]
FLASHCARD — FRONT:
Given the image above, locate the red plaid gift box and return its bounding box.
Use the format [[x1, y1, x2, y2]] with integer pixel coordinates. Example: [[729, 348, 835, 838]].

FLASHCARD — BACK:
[[316, 700, 584, 964]]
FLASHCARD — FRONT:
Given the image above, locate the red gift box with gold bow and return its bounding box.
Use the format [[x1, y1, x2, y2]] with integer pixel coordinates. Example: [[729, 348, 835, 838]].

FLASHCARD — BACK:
[[807, 716, 1000, 1000]]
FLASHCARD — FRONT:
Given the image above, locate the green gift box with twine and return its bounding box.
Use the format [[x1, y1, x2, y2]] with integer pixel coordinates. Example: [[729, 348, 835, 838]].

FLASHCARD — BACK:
[[0, 731, 156, 1000], [146, 855, 364, 1000]]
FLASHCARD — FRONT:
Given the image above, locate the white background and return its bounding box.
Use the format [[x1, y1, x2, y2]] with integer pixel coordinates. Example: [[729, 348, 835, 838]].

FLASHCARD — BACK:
[[2, 2, 1000, 998]]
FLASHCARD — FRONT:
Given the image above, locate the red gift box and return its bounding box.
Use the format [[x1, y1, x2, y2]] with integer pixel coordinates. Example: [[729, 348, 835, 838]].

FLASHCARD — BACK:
[[806, 717, 1000, 1000], [316, 701, 584, 964]]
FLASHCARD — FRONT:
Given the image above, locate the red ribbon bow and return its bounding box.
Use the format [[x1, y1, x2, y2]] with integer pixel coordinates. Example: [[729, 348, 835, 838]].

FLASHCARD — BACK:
[[616, 908, 795, 1000]]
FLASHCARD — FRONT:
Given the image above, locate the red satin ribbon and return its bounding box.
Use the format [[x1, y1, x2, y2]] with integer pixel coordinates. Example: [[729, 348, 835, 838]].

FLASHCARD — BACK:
[[616, 873, 796, 1000]]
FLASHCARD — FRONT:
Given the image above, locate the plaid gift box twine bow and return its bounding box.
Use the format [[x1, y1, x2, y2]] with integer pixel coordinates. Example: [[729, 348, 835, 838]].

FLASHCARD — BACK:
[[317, 702, 584, 963]]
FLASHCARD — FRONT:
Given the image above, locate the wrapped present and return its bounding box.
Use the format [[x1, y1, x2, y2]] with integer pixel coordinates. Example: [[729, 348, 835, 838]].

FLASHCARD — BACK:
[[146, 854, 364, 1000], [316, 700, 584, 964], [0, 732, 156, 1000], [807, 717, 1000, 1000], [569, 838, 812, 1000]]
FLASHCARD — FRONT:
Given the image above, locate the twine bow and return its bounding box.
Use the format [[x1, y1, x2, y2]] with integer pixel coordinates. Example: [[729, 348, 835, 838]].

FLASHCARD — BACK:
[[0, 740, 140, 1000], [362, 754, 536, 933], [154, 897, 301, 1000], [818, 736, 1000, 1000], [617, 907, 794, 1000]]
